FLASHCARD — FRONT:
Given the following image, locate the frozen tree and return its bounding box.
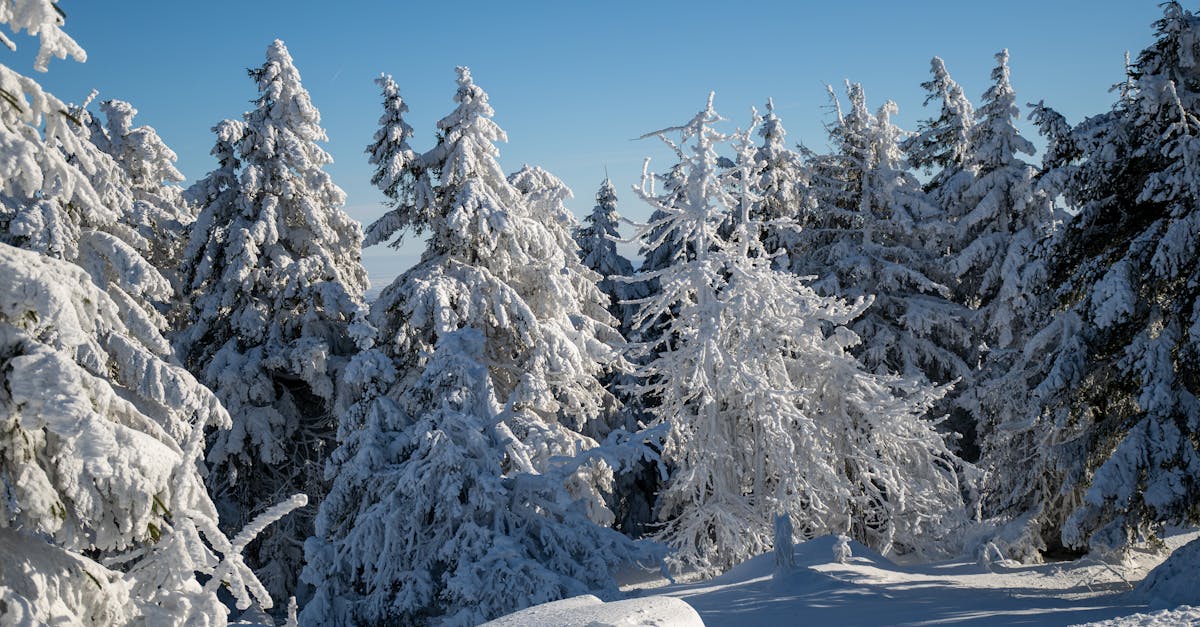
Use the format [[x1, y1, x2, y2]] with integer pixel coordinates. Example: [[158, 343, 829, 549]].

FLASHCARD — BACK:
[[793, 83, 974, 399], [88, 98, 193, 296], [177, 40, 370, 605], [951, 50, 1057, 351], [978, 3, 1200, 559], [753, 99, 812, 261], [362, 73, 427, 248], [304, 67, 653, 625], [575, 178, 644, 330], [904, 57, 976, 204], [630, 96, 967, 576], [0, 243, 300, 625]]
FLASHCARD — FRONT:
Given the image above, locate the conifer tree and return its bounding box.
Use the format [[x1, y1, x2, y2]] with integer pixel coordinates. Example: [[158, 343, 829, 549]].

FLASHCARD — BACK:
[[88, 98, 193, 295], [632, 96, 966, 576], [951, 50, 1057, 351], [303, 67, 652, 626], [793, 83, 974, 393], [574, 178, 644, 334], [978, 4, 1200, 558], [177, 39, 370, 604], [1, 6, 290, 623]]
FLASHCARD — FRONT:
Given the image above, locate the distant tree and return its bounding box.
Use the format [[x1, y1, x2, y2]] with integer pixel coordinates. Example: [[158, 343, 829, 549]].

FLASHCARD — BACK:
[[631, 96, 967, 576], [303, 67, 653, 626], [978, 4, 1200, 559], [177, 40, 370, 605], [574, 178, 644, 335]]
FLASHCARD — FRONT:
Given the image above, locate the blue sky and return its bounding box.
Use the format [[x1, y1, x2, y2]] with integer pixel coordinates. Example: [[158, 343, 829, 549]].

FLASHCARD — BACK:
[[6, 1, 1167, 290]]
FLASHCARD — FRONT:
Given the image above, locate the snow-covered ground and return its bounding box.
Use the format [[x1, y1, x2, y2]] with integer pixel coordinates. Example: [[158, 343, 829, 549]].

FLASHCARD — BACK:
[[490, 532, 1200, 626]]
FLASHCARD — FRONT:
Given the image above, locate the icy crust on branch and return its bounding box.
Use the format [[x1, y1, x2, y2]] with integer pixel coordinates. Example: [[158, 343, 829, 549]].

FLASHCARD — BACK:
[[0, 244, 289, 624], [978, 3, 1200, 559], [630, 98, 966, 576], [0, 0, 85, 70], [177, 39, 370, 604]]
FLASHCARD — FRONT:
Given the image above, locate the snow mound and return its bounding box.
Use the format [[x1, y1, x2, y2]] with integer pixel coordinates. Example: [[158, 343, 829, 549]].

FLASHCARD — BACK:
[[1075, 606, 1200, 626], [1132, 536, 1200, 609], [480, 594, 703, 627], [708, 534, 892, 584]]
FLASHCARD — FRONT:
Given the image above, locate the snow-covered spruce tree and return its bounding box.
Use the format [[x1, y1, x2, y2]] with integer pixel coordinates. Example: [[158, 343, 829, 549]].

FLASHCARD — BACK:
[[88, 98, 193, 298], [177, 40, 370, 605], [631, 96, 966, 576], [978, 3, 1200, 559], [303, 67, 654, 625], [753, 99, 812, 262], [903, 56, 976, 221], [1, 7, 295, 622], [951, 50, 1057, 351], [793, 83, 974, 406], [0, 244, 300, 626], [575, 178, 644, 331]]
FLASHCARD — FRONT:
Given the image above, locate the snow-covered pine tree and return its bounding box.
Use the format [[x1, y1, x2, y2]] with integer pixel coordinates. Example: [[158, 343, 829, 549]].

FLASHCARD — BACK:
[[753, 99, 812, 262], [631, 96, 967, 576], [951, 50, 1057, 351], [903, 57, 976, 214], [176, 40, 370, 605], [303, 67, 653, 625], [88, 99, 193, 297], [575, 178, 644, 331], [1, 6, 292, 623], [978, 3, 1200, 559], [793, 82, 974, 402]]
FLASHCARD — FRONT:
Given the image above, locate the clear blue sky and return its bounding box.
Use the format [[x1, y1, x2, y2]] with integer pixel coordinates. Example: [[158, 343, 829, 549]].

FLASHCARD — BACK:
[[6, 1, 1167, 290]]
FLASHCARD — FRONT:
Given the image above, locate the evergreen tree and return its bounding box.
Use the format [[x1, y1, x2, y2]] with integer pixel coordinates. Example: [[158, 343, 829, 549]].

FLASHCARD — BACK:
[[88, 99, 193, 296], [0, 6, 290, 623], [574, 178, 644, 334], [793, 83, 974, 394], [632, 96, 966, 576], [177, 40, 370, 605], [978, 4, 1200, 558], [951, 50, 1057, 351], [303, 67, 653, 625]]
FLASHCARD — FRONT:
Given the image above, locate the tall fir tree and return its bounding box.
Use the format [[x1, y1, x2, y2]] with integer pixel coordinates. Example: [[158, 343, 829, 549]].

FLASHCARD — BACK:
[[303, 67, 653, 626], [792, 83, 974, 401], [978, 4, 1200, 559], [177, 40, 370, 605]]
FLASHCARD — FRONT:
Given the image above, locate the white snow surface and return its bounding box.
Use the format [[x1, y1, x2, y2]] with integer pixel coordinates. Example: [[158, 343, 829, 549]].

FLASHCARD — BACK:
[[499, 532, 1200, 626], [480, 594, 703, 627]]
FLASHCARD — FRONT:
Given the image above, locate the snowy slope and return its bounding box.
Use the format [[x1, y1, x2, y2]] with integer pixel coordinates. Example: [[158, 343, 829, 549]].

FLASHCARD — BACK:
[[496, 532, 1199, 626], [649, 534, 1199, 626]]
